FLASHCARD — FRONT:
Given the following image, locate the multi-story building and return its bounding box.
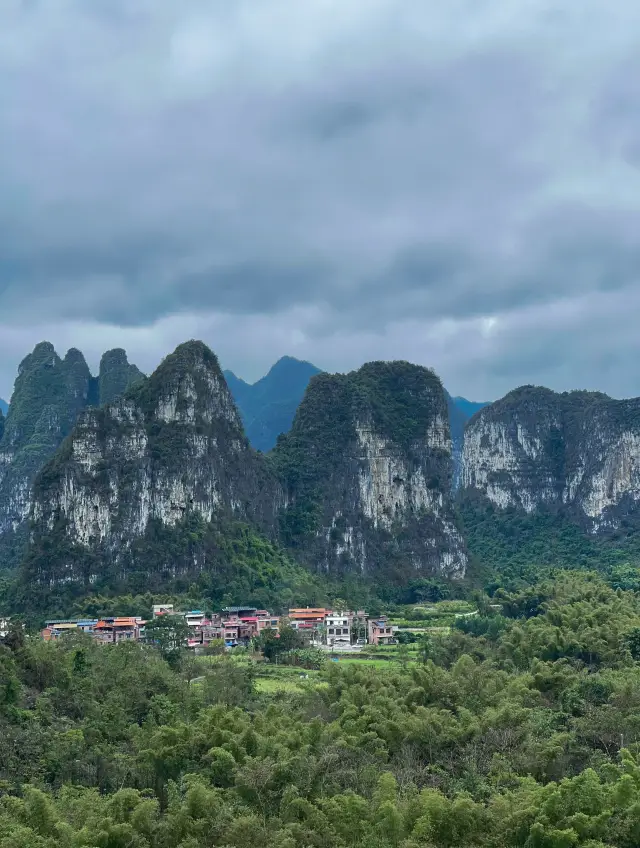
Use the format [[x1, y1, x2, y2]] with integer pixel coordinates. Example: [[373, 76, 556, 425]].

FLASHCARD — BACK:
[[367, 616, 396, 646], [288, 608, 327, 639], [39, 604, 396, 650], [221, 605, 258, 620], [42, 619, 99, 641], [184, 610, 206, 628], [94, 617, 145, 644], [152, 604, 174, 617], [324, 611, 353, 647]]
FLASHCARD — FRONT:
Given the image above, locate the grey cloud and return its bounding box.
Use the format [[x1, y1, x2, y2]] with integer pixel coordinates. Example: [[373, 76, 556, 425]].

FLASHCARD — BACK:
[[2, 0, 640, 399]]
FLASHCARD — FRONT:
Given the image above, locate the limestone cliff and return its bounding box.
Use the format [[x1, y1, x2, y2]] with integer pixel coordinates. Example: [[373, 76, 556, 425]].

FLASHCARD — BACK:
[[461, 386, 640, 532], [24, 342, 282, 591], [0, 343, 143, 568], [271, 361, 467, 582]]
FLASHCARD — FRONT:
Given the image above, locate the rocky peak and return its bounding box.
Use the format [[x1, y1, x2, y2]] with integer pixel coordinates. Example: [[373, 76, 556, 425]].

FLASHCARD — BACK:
[[142, 341, 241, 429], [0, 342, 145, 567], [24, 341, 282, 591], [272, 360, 467, 581], [98, 348, 145, 406]]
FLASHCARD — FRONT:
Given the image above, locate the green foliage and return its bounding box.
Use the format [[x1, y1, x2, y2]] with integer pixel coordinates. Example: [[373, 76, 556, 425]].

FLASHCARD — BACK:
[[2, 573, 640, 844], [459, 495, 640, 592], [17, 512, 329, 616], [98, 349, 145, 406], [0, 343, 142, 572], [270, 361, 457, 583], [144, 616, 190, 668], [257, 625, 302, 662]]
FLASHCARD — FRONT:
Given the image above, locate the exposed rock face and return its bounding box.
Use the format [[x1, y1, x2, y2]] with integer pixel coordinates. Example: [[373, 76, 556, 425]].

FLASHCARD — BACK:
[[461, 386, 640, 532], [272, 361, 467, 581], [0, 342, 143, 567], [446, 393, 491, 487], [0, 344, 92, 544], [25, 342, 282, 589]]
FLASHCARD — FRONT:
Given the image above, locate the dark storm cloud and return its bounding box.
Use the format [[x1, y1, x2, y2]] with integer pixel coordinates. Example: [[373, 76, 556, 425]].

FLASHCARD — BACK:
[[2, 0, 640, 400]]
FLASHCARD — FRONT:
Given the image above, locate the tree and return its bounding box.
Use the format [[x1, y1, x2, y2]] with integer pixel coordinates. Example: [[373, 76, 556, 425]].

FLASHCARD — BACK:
[[143, 615, 189, 668], [258, 626, 301, 662]]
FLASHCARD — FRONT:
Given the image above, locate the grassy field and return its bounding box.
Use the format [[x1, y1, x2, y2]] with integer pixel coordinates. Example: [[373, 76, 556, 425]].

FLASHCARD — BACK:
[[255, 676, 306, 694]]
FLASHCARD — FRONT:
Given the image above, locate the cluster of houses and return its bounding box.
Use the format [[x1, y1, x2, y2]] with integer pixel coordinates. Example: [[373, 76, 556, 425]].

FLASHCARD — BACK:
[[40, 605, 397, 650]]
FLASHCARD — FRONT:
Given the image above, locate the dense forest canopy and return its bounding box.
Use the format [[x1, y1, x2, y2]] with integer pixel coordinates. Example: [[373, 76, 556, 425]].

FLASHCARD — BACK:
[[1, 572, 640, 846]]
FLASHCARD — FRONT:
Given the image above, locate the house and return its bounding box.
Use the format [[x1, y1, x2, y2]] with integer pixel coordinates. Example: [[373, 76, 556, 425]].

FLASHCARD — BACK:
[[42, 619, 99, 641], [367, 616, 396, 646], [288, 608, 327, 637], [184, 610, 206, 628], [152, 604, 174, 617], [221, 606, 258, 620], [93, 617, 144, 644], [324, 611, 353, 647]]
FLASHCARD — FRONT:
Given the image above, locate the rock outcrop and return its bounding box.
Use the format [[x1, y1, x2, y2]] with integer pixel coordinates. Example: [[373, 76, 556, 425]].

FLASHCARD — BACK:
[[272, 361, 467, 582], [461, 386, 640, 532], [0, 343, 143, 567], [25, 342, 283, 590]]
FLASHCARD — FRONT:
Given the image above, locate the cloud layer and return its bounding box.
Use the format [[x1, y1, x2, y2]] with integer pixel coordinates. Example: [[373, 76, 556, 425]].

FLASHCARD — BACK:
[[2, 0, 640, 401]]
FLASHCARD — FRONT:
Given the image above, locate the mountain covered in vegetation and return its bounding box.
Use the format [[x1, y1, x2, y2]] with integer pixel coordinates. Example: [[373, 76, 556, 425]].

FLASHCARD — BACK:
[[224, 355, 485, 457], [19, 347, 469, 606], [271, 361, 467, 583], [224, 356, 322, 452], [0, 343, 144, 570], [460, 385, 640, 534], [22, 342, 287, 603]]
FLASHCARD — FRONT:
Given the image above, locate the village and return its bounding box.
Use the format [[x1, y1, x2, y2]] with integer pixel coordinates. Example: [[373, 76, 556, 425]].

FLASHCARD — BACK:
[[40, 605, 399, 650]]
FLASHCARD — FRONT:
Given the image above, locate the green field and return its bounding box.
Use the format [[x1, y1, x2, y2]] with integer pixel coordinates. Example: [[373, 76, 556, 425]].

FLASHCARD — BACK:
[[255, 676, 305, 693]]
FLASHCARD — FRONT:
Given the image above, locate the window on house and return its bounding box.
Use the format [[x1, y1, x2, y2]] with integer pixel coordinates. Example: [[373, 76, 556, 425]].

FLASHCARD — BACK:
[[328, 628, 334, 634]]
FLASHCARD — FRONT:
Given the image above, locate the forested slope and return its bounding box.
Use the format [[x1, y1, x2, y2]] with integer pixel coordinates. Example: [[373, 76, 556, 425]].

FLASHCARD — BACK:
[[1, 573, 640, 846]]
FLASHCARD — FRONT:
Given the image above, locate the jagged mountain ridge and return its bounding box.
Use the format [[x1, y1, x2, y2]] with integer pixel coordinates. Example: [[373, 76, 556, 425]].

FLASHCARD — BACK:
[[22, 346, 468, 598], [0, 343, 144, 568], [224, 355, 485, 456], [24, 342, 284, 593], [224, 357, 322, 452], [271, 361, 468, 582], [460, 384, 640, 533]]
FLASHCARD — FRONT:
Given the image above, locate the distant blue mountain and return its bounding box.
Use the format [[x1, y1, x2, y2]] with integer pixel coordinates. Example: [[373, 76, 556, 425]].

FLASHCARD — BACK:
[[224, 357, 322, 452], [0, 398, 8, 415], [225, 357, 490, 455], [452, 396, 491, 419]]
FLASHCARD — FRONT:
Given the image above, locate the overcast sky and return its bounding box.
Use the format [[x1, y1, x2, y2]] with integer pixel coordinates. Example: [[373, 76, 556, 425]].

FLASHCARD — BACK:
[[2, 0, 640, 402]]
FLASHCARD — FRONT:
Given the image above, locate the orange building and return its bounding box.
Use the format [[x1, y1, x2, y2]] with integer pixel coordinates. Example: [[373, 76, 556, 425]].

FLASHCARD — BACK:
[[288, 607, 327, 634]]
